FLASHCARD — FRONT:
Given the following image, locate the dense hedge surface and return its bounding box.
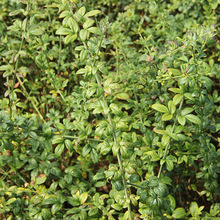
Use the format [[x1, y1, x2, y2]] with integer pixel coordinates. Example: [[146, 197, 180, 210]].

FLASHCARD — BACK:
[[0, 0, 219, 219]]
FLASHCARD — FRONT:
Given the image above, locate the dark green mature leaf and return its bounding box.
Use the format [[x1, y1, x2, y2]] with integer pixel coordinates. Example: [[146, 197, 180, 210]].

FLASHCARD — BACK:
[[88, 208, 99, 216], [65, 139, 73, 152], [129, 174, 139, 183], [82, 144, 91, 157], [41, 208, 51, 220], [91, 148, 99, 163], [42, 196, 57, 205], [55, 143, 65, 156]]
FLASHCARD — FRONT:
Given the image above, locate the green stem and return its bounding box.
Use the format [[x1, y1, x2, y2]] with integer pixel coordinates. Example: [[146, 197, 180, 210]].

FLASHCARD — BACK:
[[126, 182, 148, 190], [158, 100, 183, 178], [133, 83, 146, 137], [10, 19, 26, 120], [16, 77, 45, 122], [95, 70, 132, 219], [63, 135, 103, 142], [9, 2, 45, 122], [86, 34, 132, 219]]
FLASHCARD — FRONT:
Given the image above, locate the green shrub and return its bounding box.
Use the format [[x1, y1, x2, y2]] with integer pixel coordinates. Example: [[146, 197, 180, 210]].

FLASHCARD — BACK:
[[0, 0, 219, 219]]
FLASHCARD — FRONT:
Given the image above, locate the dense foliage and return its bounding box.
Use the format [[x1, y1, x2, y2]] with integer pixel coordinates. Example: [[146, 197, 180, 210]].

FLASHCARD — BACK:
[[0, 0, 219, 219]]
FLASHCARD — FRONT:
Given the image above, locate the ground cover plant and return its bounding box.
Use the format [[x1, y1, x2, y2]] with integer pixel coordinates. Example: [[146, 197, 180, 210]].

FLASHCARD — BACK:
[[0, 0, 219, 219]]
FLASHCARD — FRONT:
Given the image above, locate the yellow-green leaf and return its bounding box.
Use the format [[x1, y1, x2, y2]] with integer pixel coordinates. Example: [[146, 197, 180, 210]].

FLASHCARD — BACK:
[[173, 94, 183, 105], [162, 113, 173, 121], [185, 114, 201, 124], [80, 192, 88, 204], [115, 93, 129, 100], [152, 104, 168, 113], [85, 10, 101, 17], [36, 174, 47, 185]]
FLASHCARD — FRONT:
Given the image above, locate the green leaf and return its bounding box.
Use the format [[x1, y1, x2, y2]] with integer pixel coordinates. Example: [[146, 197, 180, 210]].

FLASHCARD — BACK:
[[168, 195, 176, 211], [87, 27, 101, 35], [65, 139, 73, 152], [168, 68, 182, 76], [173, 94, 183, 105], [112, 143, 120, 156], [56, 27, 72, 35], [178, 56, 188, 62], [162, 134, 170, 147], [41, 208, 51, 220], [166, 159, 174, 171], [93, 172, 105, 181], [162, 113, 173, 121], [200, 76, 213, 91], [9, 9, 24, 16], [190, 201, 201, 217], [79, 29, 88, 41], [43, 196, 57, 205], [153, 183, 169, 197], [0, 65, 12, 71], [129, 174, 139, 183], [88, 208, 99, 216], [74, 121, 85, 133], [181, 107, 194, 116], [168, 100, 176, 114], [169, 88, 182, 94], [36, 174, 47, 185], [110, 103, 121, 115], [30, 29, 43, 35], [111, 203, 123, 211], [77, 6, 86, 16], [184, 93, 194, 101], [172, 208, 186, 219], [85, 10, 101, 17], [83, 18, 95, 29], [185, 114, 201, 124], [91, 148, 99, 163], [80, 49, 87, 61], [6, 198, 16, 205], [114, 180, 124, 191], [80, 192, 88, 204], [67, 198, 80, 207], [64, 34, 77, 44], [55, 143, 65, 156], [178, 115, 186, 125], [52, 135, 64, 144], [146, 151, 160, 161], [82, 144, 91, 157], [51, 203, 62, 215], [152, 104, 168, 113], [115, 92, 130, 100], [59, 10, 72, 18], [99, 142, 111, 155], [69, 18, 79, 33]]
